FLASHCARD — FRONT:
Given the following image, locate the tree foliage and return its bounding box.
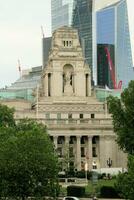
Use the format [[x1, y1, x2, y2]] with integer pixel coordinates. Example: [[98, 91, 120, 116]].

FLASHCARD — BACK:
[[0, 104, 15, 127], [107, 81, 134, 199], [107, 80, 134, 154], [0, 114, 59, 199], [115, 156, 134, 200]]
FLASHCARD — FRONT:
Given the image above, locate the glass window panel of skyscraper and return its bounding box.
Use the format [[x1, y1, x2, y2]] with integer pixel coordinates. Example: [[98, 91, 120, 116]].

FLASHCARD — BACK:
[[72, 0, 93, 74], [97, 7, 115, 45], [51, 0, 74, 32]]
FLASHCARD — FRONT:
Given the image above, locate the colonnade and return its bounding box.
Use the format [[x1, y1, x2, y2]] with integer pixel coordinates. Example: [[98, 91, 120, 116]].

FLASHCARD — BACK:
[[53, 135, 93, 171], [52, 135, 117, 170]]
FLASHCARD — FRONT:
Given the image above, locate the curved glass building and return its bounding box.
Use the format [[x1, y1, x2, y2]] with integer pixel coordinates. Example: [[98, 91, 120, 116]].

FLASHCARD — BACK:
[[94, 0, 134, 88]]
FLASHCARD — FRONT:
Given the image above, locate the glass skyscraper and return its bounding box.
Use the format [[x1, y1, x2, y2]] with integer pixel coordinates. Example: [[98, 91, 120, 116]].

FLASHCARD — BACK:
[[94, 0, 134, 88], [116, 0, 134, 88], [51, 0, 74, 32], [72, 0, 93, 74]]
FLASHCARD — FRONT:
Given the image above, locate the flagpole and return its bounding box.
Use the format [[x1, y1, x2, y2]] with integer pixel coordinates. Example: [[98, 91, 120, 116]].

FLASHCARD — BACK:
[[105, 86, 108, 118], [85, 161, 88, 183], [41, 26, 45, 38], [36, 85, 39, 119], [18, 59, 21, 78]]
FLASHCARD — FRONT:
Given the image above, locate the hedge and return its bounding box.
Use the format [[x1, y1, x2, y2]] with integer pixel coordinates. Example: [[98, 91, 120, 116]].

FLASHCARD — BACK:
[[100, 186, 120, 198], [67, 185, 85, 197]]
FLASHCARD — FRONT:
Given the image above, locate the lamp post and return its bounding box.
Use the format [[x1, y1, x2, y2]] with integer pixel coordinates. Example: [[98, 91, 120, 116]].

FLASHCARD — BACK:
[[85, 162, 88, 183], [107, 157, 112, 168]]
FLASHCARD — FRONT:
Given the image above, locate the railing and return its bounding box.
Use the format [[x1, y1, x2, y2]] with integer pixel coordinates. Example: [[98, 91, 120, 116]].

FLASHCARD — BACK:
[[43, 119, 113, 126], [15, 116, 113, 126], [59, 178, 88, 185]]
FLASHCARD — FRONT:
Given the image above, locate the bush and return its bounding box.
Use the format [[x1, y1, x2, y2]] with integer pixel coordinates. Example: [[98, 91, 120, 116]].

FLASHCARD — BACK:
[[67, 170, 75, 177], [76, 171, 92, 179], [100, 186, 120, 198], [101, 173, 106, 179], [67, 185, 85, 197], [75, 171, 85, 178]]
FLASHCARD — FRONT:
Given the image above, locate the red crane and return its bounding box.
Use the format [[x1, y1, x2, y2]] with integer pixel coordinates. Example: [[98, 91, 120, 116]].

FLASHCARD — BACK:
[[104, 47, 122, 89]]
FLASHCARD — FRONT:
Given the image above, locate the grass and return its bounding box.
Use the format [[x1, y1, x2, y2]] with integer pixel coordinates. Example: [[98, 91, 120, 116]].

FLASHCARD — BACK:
[[85, 179, 116, 196]]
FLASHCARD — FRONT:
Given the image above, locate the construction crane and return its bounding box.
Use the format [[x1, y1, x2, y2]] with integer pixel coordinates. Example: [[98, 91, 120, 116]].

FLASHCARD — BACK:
[[104, 47, 122, 89]]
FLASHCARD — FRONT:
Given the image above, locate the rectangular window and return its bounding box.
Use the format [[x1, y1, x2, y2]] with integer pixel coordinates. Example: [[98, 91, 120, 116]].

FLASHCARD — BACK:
[[81, 147, 85, 157], [63, 41, 66, 46], [57, 113, 61, 119], [92, 147, 97, 157], [80, 113, 83, 119], [45, 113, 50, 119], [91, 113, 95, 119], [68, 113, 72, 119]]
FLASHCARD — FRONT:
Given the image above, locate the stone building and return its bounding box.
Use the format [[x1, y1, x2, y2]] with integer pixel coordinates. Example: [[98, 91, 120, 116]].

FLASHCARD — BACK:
[[1, 27, 127, 172]]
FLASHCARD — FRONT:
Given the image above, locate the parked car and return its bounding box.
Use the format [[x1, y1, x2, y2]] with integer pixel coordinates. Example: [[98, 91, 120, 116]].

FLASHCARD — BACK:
[[63, 196, 80, 200]]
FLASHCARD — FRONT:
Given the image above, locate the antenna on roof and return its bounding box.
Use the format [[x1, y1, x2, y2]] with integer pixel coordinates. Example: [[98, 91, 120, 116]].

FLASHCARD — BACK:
[[17, 59, 21, 77], [41, 26, 45, 38]]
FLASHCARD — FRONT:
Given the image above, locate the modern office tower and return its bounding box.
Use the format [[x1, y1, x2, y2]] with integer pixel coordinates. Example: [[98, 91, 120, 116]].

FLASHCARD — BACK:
[[51, 0, 74, 32], [94, 0, 134, 88], [72, 0, 93, 74], [51, 0, 93, 79], [97, 44, 115, 88]]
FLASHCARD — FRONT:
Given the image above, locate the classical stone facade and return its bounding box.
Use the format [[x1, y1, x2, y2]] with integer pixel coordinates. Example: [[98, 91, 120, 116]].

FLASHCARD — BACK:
[[1, 27, 127, 172]]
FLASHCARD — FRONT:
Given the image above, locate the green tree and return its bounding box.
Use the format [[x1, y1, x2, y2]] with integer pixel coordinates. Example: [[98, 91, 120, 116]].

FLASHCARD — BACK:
[[107, 80, 134, 154], [0, 104, 15, 127], [62, 144, 75, 177], [0, 119, 59, 199], [115, 156, 134, 200], [107, 80, 134, 199]]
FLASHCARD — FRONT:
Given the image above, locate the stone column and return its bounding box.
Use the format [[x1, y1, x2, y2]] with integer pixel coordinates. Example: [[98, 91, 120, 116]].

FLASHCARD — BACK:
[[99, 135, 106, 168], [87, 136, 93, 170], [64, 136, 70, 171], [65, 136, 70, 147], [64, 136, 70, 156], [76, 136, 81, 171], [45, 73, 48, 97], [53, 136, 58, 150]]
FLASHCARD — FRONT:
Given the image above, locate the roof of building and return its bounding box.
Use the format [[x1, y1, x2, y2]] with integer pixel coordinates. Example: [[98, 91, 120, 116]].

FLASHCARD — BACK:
[[0, 66, 42, 102]]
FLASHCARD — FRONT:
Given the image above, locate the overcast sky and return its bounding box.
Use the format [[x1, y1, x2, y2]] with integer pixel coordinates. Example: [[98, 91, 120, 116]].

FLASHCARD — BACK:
[[0, 0, 51, 88]]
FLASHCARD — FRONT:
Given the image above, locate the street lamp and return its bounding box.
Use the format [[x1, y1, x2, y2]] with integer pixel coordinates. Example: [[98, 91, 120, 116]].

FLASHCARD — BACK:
[[85, 162, 88, 183], [107, 157, 112, 168]]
